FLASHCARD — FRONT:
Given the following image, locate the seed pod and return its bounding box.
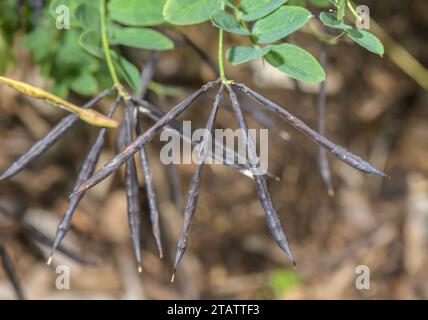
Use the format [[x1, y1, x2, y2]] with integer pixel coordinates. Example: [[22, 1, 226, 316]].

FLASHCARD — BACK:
[[49, 97, 122, 261], [139, 52, 160, 100], [72, 79, 221, 196], [0, 87, 114, 181], [227, 85, 295, 264], [124, 101, 143, 272], [173, 85, 224, 279], [135, 114, 163, 258], [234, 83, 388, 177], [0, 76, 118, 128], [133, 98, 252, 174], [0, 206, 92, 265], [317, 46, 334, 196], [0, 244, 25, 300]]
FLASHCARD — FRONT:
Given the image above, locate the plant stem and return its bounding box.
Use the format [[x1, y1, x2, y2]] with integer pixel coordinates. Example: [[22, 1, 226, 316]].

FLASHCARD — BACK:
[[347, 1, 361, 21], [218, 29, 228, 83], [100, 0, 129, 100]]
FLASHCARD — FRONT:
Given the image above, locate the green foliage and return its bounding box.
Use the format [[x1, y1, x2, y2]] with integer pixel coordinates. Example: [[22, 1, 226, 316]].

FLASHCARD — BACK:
[[319, 11, 351, 30], [108, 0, 166, 27], [211, 11, 250, 35], [346, 29, 384, 56], [163, 0, 223, 25], [252, 6, 313, 43], [265, 43, 326, 82], [0, 0, 385, 97], [226, 46, 270, 65], [237, 0, 287, 22]]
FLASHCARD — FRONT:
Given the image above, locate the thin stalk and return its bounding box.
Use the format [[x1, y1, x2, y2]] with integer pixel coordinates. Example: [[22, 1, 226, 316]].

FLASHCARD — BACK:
[[218, 30, 228, 83], [100, 0, 129, 100]]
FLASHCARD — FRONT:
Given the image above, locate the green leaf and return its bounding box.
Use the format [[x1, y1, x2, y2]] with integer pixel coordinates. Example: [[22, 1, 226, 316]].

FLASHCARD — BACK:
[[226, 46, 270, 65], [211, 11, 250, 35], [69, 73, 98, 95], [264, 43, 325, 82], [238, 0, 287, 22], [75, 2, 100, 32], [108, 25, 174, 51], [346, 29, 384, 56], [79, 29, 104, 58], [163, 0, 223, 25], [252, 6, 313, 43], [337, 0, 346, 22], [319, 11, 351, 29], [108, 0, 166, 27], [115, 56, 142, 93]]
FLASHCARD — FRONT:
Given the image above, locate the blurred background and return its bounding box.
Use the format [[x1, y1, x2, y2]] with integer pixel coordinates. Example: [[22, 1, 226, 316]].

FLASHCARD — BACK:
[[0, 0, 428, 299]]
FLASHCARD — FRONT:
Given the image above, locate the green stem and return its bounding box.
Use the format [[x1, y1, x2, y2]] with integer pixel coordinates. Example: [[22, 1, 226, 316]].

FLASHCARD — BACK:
[[218, 29, 228, 83], [347, 1, 361, 21], [100, 0, 129, 99]]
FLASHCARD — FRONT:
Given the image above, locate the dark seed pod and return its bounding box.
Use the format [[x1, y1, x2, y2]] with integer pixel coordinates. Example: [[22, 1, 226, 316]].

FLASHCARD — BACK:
[[227, 85, 295, 265], [49, 97, 121, 262], [172, 85, 225, 280], [166, 164, 184, 211], [138, 52, 160, 100], [135, 114, 163, 258], [317, 46, 334, 196], [0, 244, 25, 300], [133, 98, 257, 174], [0, 205, 92, 265], [124, 101, 143, 272], [0, 87, 114, 181], [72, 80, 221, 196], [234, 83, 388, 178]]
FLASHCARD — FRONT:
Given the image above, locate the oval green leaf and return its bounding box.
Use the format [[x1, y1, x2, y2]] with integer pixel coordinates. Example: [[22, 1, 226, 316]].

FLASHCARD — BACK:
[[264, 43, 326, 82], [238, 0, 287, 22], [211, 11, 251, 35], [108, 26, 174, 51], [319, 11, 351, 29], [163, 0, 223, 25], [253, 6, 313, 43], [226, 46, 271, 65], [108, 0, 166, 27], [345, 29, 384, 56]]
